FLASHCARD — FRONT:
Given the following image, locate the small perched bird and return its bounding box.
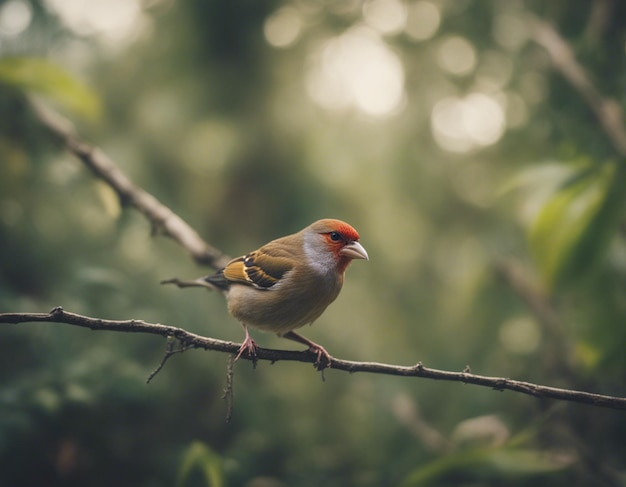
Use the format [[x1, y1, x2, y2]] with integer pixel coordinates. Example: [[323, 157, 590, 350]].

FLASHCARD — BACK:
[[164, 219, 368, 366]]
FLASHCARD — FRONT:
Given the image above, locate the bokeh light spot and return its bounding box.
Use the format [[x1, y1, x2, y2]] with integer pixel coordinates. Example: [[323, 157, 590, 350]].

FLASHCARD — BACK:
[[362, 0, 407, 35], [504, 91, 529, 129], [493, 13, 529, 51], [405, 1, 440, 41], [431, 93, 505, 153], [463, 93, 505, 145], [437, 36, 477, 76], [43, 0, 144, 43], [306, 26, 405, 116], [264, 7, 302, 48], [499, 316, 541, 355], [0, 0, 32, 36]]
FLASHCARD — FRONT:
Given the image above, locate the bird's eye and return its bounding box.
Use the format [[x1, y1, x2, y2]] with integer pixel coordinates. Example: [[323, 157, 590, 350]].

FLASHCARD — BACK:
[[329, 231, 342, 242]]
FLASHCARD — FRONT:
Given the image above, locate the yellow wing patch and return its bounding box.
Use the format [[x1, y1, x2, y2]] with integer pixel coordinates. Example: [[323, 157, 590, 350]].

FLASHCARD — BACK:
[[222, 250, 293, 289]]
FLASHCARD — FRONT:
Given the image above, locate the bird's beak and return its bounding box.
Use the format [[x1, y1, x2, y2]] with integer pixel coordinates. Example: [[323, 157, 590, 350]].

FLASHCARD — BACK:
[[340, 241, 369, 261]]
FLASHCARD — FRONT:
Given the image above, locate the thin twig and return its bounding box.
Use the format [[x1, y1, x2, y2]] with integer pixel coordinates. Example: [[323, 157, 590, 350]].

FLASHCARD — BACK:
[[2, 307, 625, 411], [146, 337, 190, 384], [223, 355, 235, 423]]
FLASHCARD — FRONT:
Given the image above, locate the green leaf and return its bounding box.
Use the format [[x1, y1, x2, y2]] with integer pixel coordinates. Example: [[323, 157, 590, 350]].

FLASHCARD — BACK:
[[398, 448, 492, 487], [486, 449, 575, 475], [0, 57, 101, 119], [176, 441, 224, 487], [528, 161, 626, 289], [497, 163, 573, 198], [399, 447, 574, 486]]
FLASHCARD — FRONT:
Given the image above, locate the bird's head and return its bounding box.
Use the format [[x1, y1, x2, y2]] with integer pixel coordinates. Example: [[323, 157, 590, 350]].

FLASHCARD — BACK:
[[303, 219, 368, 274]]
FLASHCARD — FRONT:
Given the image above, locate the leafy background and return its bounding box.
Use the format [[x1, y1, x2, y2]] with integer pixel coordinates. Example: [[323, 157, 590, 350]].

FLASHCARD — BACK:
[[1, 0, 626, 486]]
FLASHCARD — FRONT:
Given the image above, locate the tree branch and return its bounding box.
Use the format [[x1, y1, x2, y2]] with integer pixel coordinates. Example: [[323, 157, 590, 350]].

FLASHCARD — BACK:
[[528, 14, 626, 157], [2, 307, 626, 411], [29, 98, 229, 270]]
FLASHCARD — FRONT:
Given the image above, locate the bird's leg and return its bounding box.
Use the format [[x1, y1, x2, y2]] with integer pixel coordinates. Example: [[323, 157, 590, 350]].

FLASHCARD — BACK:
[[235, 325, 258, 362], [282, 331, 332, 368]]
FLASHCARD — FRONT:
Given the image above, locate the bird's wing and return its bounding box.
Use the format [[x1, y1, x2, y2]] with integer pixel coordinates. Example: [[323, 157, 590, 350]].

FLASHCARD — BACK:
[[222, 248, 294, 290]]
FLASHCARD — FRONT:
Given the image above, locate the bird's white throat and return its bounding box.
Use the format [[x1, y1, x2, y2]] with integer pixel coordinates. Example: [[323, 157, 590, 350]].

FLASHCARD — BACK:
[[303, 234, 337, 275]]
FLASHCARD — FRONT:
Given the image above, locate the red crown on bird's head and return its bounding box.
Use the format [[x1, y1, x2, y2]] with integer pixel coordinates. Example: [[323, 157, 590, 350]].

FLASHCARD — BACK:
[[311, 219, 360, 241]]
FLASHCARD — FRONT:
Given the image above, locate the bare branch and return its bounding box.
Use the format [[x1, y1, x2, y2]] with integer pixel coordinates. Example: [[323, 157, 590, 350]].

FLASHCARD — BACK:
[[2, 307, 626, 411], [29, 98, 229, 270], [528, 14, 626, 157]]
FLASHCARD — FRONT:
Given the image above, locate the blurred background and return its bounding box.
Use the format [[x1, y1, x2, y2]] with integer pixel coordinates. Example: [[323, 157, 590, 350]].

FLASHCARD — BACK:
[[1, 0, 626, 485]]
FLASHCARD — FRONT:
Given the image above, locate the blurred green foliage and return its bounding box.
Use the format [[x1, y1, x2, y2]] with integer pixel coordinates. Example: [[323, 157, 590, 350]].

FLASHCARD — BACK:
[[528, 161, 626, 289], [177, 441, 224, 487], [1, 0, 626, 486], [0, 56, 100, 118]]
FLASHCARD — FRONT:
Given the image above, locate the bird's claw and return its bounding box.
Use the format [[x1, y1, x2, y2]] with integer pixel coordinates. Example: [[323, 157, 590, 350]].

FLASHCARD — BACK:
[[309, 344, 332, 370], [235, 336, 259, 362]]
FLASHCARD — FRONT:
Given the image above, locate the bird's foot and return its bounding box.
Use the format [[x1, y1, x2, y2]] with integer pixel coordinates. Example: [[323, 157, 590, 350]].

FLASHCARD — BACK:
[[235, 335, 259, 362], [308, 344, 332, 370], [281, 331, 333, 370]]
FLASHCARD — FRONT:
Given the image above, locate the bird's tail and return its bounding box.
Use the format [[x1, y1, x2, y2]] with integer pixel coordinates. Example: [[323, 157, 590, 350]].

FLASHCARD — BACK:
[[202, 271, 231, 292]]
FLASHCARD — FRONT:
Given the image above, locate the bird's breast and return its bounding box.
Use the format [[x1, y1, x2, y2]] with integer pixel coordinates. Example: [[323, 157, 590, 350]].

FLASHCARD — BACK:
[[225, 270, 343, 334]]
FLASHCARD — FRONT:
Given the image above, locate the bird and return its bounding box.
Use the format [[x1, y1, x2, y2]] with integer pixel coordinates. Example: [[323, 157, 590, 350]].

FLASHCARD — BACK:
[[163, 219, 368, 366]]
